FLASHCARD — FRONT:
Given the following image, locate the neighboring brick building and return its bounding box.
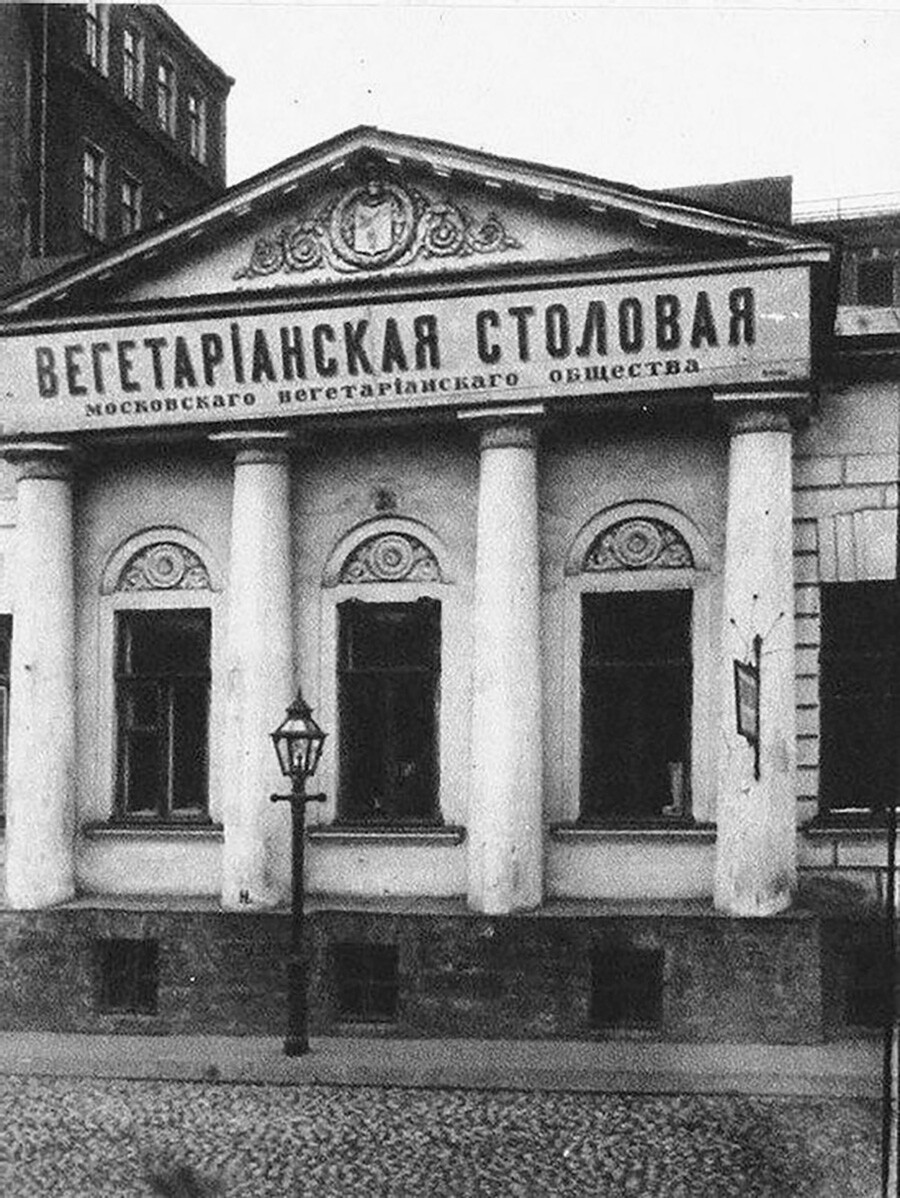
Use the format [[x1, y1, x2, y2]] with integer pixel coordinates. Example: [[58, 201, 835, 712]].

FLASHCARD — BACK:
[[0, 3, 232, 294]]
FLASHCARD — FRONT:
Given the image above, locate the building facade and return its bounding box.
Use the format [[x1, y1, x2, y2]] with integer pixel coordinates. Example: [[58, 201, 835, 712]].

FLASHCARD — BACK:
[[0, 3, 231, 295], [0, 128, 894, 1042]]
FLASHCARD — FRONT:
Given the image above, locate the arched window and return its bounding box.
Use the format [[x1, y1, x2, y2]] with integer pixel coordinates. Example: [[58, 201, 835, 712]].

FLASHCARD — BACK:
[[100, 530, 221, 824], [321, 520, 453, 826], [564, 503, 711, 826]]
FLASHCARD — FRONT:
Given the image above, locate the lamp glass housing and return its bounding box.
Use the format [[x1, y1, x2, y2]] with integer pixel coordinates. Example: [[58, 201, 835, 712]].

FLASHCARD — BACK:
[[271, 693, 326, 784]]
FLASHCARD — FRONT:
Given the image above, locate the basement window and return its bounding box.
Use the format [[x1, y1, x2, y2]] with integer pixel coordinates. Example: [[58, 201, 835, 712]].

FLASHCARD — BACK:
[[590, 946, 664, 1029], [95, 938, 159, 1014], [334, 943, 399, 1022]]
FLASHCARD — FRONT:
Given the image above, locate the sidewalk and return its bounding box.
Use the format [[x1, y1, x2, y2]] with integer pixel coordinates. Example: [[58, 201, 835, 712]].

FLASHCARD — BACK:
[[0, 1032, 883, 1097]]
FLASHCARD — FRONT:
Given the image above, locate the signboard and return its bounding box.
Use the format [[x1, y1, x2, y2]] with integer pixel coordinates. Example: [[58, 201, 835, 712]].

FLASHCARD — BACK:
[[0, 266, 811, 436], [734, 634, 762, 780]]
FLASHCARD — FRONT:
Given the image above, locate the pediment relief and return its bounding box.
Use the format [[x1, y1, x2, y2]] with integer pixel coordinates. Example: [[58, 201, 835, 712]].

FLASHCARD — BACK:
[[1, 127, 831, 316], [120, 166, 680, 304], [233, 175, 523, 280]]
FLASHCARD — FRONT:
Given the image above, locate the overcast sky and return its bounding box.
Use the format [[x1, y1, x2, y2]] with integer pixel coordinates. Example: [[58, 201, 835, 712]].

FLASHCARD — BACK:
[[163, 1, 900, 211]]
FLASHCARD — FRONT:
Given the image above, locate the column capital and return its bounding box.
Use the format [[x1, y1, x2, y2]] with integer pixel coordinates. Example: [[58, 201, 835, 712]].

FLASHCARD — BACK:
[[458, 404, 544, 452], [1, 441, 75, 482], [713, 389, 810, 435], [209, 429, 292, 467]]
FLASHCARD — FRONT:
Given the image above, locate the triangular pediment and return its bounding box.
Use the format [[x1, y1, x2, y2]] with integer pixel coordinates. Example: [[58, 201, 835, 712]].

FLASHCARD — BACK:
[[1, 127, 830, 316]]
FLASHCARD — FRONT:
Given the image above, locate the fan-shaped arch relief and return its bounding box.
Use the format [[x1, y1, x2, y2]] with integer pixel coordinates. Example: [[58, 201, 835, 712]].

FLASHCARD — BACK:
[[338, 531, 444, 585], [583, 518, 695, 573], [116, 541, 213, 592]]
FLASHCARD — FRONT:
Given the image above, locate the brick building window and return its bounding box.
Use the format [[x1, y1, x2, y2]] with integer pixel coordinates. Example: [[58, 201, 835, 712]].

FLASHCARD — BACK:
[[820, 582, 898, 819], [121, 175, 142, 236], [187, 92, 207, 162], [338, 599, 440, 823], [156, 58, 176, 135], [82, 144, 106, 239], [581, 590, 692, 822], [115, 609, 210, 821], [122, 27, 144, 105], [84, 3, 109, 74], [856, 259, 895, 307]]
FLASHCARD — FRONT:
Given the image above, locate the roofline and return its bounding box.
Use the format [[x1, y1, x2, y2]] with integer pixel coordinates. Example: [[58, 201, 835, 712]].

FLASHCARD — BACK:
[[146, 4, 235, 90], [0, 125, 834, 313]]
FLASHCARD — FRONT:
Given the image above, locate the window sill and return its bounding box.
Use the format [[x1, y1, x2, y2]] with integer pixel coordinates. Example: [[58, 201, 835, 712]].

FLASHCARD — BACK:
[[551, 821, 716, 842], [82, 821, 224, 841], [802, 819, 898, 840], [308, 824, 466, 846]]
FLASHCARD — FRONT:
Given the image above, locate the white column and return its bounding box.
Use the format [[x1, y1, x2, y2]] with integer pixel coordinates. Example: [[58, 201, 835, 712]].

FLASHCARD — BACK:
[[714, 397, 800, 917], [218, 433, 294, 909], [5, 445, 76, 909], [468, 421, 543, 914]]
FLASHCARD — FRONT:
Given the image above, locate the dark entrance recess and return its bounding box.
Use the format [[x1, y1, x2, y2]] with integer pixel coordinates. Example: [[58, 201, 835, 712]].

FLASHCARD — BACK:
[[580, 590, 692, 822]]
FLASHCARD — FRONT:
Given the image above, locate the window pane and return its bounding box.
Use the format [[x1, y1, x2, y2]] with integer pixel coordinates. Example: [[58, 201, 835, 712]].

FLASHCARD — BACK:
[[116, 610, 210, 819], [338, 600, 440, 821], [122, 730, 165, 814], [857, 260, 894, 307], [341, 600, 439, 671], [581, 591, 691, 820], [820, 582, 898, 814], [120, 609, 209, 676], [171, 678, 209, 810]]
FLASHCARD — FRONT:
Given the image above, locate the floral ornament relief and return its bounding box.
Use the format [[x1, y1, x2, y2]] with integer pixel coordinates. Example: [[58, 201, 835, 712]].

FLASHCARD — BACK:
[[339, 533, 442, 584], [584, 519, 694, 572], [235, 178, 521, 279], [117, 542, 212, 591]]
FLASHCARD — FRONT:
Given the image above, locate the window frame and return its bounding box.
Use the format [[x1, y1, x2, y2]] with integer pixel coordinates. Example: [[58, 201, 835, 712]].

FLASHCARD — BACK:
[[336, 597, 442, 825], [84, 3, 109, 74], [121, 26, 144, 106], [82, 142, 107, 240], [94, 532, 224, 829], [120, 173, 142, 236], [855, 257, 895, 307], [819, 580, 899, 821], [156, 57, 177, 135], [114, 607, 212, 824], [317, 519, 463, 835], [559, 506, 712, 828], [187, 90, 207, 163], [579, 588, 693, 824]]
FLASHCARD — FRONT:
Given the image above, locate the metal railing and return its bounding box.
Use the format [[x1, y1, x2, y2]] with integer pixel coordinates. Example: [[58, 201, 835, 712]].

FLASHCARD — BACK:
[[794, 192, 900, 224]]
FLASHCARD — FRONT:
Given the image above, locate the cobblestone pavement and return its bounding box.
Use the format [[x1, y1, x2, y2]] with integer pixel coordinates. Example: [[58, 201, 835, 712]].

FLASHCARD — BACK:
[[1, 1076, 881, 1197]]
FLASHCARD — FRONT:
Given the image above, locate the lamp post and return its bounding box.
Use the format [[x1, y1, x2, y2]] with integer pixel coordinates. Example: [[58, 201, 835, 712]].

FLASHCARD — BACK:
[[270, 689, 327, 1056]]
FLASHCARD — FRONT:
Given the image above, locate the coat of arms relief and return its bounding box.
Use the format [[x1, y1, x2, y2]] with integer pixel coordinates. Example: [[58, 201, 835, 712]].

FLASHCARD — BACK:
[[234, 176, 522, 279]]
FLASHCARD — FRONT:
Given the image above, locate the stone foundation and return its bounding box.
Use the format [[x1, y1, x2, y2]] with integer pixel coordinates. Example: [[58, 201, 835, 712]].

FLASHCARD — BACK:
[[0, 898, 879, 1043]]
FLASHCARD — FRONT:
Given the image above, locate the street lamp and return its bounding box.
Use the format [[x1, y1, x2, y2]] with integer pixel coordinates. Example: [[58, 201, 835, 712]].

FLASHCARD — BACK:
[[270, 688, 327, 1056]]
